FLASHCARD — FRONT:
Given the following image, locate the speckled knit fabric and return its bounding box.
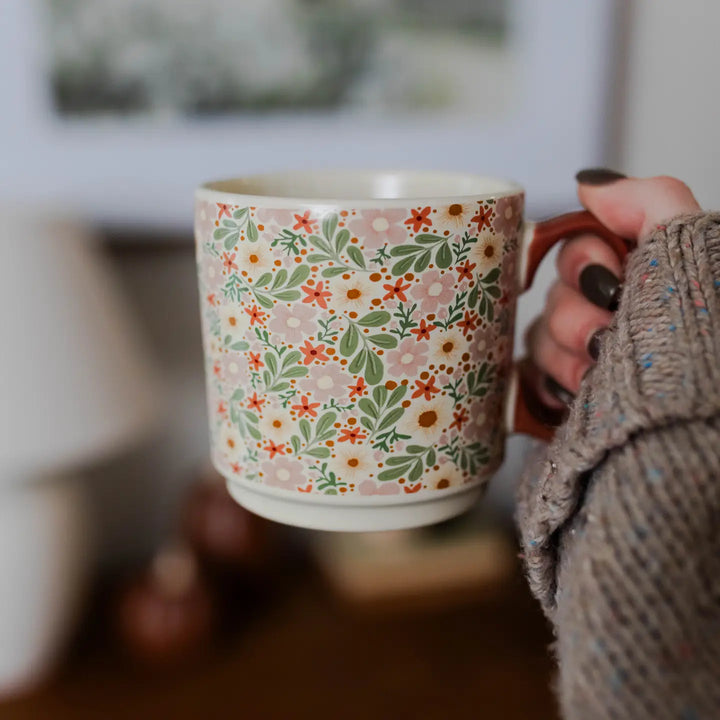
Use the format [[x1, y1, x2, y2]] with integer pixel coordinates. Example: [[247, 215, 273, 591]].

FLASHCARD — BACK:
[[517, 213, 720, 719]]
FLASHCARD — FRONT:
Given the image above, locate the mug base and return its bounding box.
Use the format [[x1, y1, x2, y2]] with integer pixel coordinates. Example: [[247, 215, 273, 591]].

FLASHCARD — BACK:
[[225, 482, 483, 532]]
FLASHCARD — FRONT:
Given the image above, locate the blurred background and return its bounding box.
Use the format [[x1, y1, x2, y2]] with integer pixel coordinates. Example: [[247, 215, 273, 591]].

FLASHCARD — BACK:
[[0, 0, 718, 718]]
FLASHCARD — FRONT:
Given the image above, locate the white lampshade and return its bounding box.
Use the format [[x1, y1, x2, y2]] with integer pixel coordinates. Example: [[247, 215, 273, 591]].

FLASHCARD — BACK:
[[0, 210, 160, 477]]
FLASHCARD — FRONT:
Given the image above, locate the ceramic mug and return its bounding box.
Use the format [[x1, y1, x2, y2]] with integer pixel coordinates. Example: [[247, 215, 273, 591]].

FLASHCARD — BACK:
[[195, 171, 626, 531]]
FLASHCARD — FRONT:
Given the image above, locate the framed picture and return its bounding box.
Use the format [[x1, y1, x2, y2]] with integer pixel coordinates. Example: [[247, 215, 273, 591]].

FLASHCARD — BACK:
[[0, 0, 617, 229]]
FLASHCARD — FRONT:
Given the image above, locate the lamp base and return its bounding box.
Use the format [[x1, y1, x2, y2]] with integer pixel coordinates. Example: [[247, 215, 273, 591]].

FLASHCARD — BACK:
[[0, 474, 90, 698]]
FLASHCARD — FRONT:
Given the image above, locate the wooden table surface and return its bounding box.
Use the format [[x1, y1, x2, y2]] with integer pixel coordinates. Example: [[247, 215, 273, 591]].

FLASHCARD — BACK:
[[1, 560, 559, 720]]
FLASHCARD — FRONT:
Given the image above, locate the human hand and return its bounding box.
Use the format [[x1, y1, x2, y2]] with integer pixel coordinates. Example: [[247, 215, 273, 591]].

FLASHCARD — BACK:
[[529, 169, 701, 408]]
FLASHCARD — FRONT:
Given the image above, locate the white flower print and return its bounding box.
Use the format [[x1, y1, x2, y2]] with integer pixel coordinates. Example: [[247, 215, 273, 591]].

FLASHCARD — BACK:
[[428, 328, 466, 367], [259, 405, 296, 443], [328, 274, 378, 313], [236, 240, 274, 279], [468, 231, 502, 275], [424, 460, 464, 490], [219, 423, 244, 463], [435, 202, 475, 234], [330, 443, 375, 483], [398, 394, 453, 445], [219, 304, 251, 342]]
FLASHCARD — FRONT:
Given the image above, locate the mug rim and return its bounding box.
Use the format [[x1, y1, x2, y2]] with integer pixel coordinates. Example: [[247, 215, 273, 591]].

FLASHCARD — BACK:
[[196, 169, 524, 209]]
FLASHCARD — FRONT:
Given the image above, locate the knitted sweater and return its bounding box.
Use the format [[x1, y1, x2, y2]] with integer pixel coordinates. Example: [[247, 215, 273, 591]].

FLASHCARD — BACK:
[[517, 213, 720, 719]]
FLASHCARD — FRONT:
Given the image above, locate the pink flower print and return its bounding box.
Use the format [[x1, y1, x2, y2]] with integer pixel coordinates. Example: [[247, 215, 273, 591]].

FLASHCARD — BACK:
[[261, 456, 305, 491], [220, 353, 246, 385], [469, 324, 495, 364], [200, 253, 225, 295], [307, 363, 353, 403], [410, 269, 455, 314], [462, 398, 497, 442], [358, 480, 401, 496], [268, 303, 317, 344], [492, 195, 524, 239], [386, 337, 428, 377], [348, 209, 406, 250], [255, 208, 296, 229], [194, 199, 217, 245]]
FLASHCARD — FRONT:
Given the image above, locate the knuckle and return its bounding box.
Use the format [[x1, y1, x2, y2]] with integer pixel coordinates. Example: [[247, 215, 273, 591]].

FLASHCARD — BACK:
[[653, 175, 693, 200], [547, 305, 567, 345], [545, 281, 566, 313]]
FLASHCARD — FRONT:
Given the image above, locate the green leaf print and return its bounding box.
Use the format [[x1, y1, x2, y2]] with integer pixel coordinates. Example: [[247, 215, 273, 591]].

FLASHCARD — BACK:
[[213, 207, 251, 249], [377, 443, 435, 482], [227, 264, 310, 309], [358, 383, 410, 449], [437, 436, 490, 475], [290, 412, 337, 458], [247, 219, 259, 242], [259, 340, 308, 394], [389, 235, 452, 276], [306, 213, 370, 275], [271, 229, 307, 256], [310, 462, 347, 494], [340, 313, 390, 386], [357, 311, 390, 327]]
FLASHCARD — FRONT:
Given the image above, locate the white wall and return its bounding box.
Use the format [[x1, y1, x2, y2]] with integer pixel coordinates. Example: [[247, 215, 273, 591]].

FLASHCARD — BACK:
[[620, 0, 720, 207]]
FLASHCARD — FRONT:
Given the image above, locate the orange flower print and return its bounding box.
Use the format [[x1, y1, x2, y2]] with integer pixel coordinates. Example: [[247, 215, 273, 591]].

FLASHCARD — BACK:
[[410, 318, 436, 341], [458, 310, 479, 337], [264, 440, 287, 459], [405, 206, 432, 233], [222, 252, 238, 272], [455, 260, 477, 282], [338, 427, 368, 444], [248, 352, 263, 371], [471, 205, 494, 231], [213, 361, 221, 377], [383, 279, 411, 302], [292, 395, 321, 418], [246, 392, 265, 411], [293, 210, 316, 234], [450, 407, 468, 430], [403, 483, 422, 494], [300, 340, 329, 365], [348, 377, 367, 398], [297, 483, 313, 493], [301, 281, 331, 309], [244, 304, 266, 326], [230, 462, 242, 474], [412, 376, 440, 400], [206, 293, 217, 306], [217, 401, 228, 416], [217, 203, 232, 219]]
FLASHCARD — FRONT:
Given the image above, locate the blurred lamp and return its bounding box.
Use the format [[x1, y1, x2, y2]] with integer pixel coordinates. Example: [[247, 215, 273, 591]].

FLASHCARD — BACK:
[[0, 210, 159, 695]]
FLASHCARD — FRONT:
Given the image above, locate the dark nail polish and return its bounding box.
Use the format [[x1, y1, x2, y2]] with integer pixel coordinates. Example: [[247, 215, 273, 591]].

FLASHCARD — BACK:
[[544, 375, 575, 406], [588, 329, 605, 361], [575, 168, 627, 186], [579, 265, 621, 310]]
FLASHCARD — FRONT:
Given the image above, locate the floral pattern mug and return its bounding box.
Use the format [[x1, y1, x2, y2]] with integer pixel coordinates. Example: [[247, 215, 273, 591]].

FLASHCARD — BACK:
[[195, 171, 626, 531]]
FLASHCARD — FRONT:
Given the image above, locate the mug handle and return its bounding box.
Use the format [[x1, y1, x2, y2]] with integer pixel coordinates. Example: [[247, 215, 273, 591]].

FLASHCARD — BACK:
[[507, 210, 630, 441]]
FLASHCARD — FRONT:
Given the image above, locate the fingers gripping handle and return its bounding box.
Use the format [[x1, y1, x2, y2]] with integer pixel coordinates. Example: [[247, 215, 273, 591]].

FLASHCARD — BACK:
[[509, 210, 629, 439]]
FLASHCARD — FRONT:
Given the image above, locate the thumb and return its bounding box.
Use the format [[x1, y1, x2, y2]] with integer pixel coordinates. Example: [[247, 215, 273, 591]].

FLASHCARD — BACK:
[[576, 170, 701, 242]]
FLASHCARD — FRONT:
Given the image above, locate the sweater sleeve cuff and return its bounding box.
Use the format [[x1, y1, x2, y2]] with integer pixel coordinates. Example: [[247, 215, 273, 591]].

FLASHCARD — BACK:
[[516, 211, 720, 615]]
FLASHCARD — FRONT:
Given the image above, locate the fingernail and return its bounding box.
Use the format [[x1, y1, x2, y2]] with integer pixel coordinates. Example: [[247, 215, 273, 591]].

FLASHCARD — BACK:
[[579, 265, 622, 310], [587, 329, 605, 361], [575, 168, 627, 186], [544, 375, 575, 406]]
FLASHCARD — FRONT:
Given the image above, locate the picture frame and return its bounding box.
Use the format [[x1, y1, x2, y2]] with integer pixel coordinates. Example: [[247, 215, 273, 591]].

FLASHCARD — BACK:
[[0, 0, 618, 230]]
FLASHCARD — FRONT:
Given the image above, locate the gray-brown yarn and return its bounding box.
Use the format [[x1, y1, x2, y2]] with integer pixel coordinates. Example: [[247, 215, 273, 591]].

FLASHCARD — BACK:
[[516, 213, 720, 719]]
